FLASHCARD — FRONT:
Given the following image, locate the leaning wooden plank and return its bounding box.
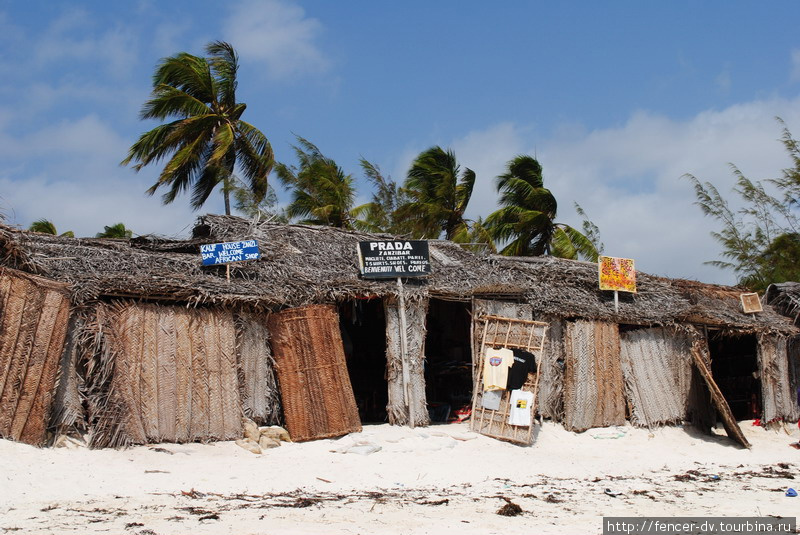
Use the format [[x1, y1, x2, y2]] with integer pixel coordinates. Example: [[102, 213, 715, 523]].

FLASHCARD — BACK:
[[689, 332, 751, 449]]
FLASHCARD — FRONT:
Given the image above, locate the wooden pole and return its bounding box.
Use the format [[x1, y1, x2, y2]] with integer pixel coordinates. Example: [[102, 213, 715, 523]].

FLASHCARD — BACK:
[[396, 277, 415, 428], [614, 290, 619, 313], [226, 264, 231, 283]]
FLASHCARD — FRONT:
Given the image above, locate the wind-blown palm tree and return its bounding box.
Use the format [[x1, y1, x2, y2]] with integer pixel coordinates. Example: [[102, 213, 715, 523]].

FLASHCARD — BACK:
[[486, 155, 598, 260], [122, 41, 273, 215], [398, 146, 475, 240], [28, 219, 74, 237], [356, 158, 409, 234], [96, 223, 133, 239], [275, 136, 359, 228]]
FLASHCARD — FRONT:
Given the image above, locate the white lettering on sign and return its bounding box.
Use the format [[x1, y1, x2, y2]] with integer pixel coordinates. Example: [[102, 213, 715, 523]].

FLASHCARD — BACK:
[[369, 241, 413, 252]]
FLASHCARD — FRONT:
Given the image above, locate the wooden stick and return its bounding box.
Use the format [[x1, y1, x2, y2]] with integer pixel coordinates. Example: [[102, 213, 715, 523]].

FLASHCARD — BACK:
[[396, 277, 414, 428]]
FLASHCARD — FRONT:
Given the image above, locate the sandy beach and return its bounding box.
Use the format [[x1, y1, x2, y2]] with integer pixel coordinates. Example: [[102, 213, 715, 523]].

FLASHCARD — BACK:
[[1, 421, 798, 534]]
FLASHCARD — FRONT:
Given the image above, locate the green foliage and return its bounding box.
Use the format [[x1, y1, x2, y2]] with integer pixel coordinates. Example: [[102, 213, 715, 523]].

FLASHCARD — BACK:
[[275, 136, 358, 228], [450, 216, 497, 254], [96, 223, 133, 239], [28, 219, 74, 237], [226, 177, 287, 223], [398, 146, 475, 240], [686, 118, 800, 292], [28, 219, 57, 235], [354, 159, 411, 234], [486, 155, 598, 260], [122, 41, 273, 215]]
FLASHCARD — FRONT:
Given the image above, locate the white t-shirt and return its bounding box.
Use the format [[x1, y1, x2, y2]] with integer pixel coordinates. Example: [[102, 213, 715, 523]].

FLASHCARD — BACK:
[[508, 390, 534, 426], [483, 347, 514, 391]]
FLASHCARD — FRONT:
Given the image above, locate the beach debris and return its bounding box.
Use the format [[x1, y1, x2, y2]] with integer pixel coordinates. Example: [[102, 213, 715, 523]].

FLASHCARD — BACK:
[[181, 489, 206, 499], [53, 434, 87, 449], [148, 447, 174, 455], [786, 488, 798, 497], [590, 427, 627, 440], [235, 439, 261, 455], [790, 442, 800, 450], [496, 497, 523, 516], [604, 488, 624, 498]]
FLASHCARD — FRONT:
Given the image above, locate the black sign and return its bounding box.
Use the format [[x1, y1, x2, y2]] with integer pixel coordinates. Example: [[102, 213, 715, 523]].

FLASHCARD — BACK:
[[357, 240, 431, 278]]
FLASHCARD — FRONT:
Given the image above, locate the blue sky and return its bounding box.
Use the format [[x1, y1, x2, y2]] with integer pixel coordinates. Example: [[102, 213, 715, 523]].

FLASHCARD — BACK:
[[2, 1, 800, 284]]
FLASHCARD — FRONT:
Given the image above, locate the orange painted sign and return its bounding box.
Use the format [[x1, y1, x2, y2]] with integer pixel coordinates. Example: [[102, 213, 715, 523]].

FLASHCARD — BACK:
[[598, 256, 637, 293]]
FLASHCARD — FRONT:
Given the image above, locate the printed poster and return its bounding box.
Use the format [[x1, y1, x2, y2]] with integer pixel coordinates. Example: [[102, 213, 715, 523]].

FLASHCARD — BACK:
[[598, 256, 636, 293]]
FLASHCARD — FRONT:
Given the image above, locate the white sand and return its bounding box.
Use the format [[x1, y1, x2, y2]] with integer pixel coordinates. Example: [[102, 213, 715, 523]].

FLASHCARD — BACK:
[[1, 421, 798, 534]]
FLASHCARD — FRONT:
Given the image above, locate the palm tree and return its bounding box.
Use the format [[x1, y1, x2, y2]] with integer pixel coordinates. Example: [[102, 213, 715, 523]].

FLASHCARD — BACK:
[[96, 223, 133, 239], [121, 41, 273, 215], [398, 146, 475, 240], [28, 219, 74, 237], [275, 136, 359, 228], [486, 155, 598, 260], [356, 158, 410, 234]]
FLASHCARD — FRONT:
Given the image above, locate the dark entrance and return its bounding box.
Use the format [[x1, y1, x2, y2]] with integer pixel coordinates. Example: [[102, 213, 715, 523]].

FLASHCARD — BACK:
[[709, 333, 761, 420], [423, 299, 473, 422], [339, 299, 389, 423]]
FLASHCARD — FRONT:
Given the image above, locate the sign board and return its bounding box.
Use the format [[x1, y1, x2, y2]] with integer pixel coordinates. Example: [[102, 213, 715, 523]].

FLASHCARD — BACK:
[[200, 240, 260, 266], [598, 256, 637, 293], [357, 240, 431, 278], [740, 293, 763, 313]]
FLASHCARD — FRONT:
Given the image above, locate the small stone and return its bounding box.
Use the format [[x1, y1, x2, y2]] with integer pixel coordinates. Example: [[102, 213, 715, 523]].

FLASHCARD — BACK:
[[259, 425, 291, 442], [259, 436, 281, 449], [242, 418, 260, 442], [235, 438, 262, 455]]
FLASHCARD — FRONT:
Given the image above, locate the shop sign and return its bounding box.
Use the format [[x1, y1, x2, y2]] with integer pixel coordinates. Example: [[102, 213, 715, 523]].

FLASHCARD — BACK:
[[598, 256, 637, 293], [200, 240, 260, 266], [357, 240, 431, 278]]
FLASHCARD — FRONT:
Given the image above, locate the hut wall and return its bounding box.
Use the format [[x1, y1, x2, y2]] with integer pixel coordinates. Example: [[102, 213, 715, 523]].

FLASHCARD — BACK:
[[0, 267, 71, 446], [472, 299, 533, 373], [268, 304, 361, 441], [538, 315, 565, 421], [758, 334, 800, 423], [51, 314, 86, 433], [88, 302, 242, 448], [385, 296, 430, 427], [619, 327, 693, 428], [563, 320, 626, 432], [236, 312, 282, 425]]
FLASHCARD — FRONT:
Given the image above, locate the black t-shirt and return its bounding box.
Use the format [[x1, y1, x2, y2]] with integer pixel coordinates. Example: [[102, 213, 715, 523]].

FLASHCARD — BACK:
[[506, 349, 538, 390]]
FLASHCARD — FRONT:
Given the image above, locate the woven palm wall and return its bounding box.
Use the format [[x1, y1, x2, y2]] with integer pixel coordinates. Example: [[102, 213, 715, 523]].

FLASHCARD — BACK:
[[88, 302, 241, 448], [236, 312, 282, 425], [758, 333, 800, 423], [268, 304, 361, 441], [385, 296, 429, 427], [0, 268, 71, 445], [563, 320, 626, 432], [620, 327, 693, 428]]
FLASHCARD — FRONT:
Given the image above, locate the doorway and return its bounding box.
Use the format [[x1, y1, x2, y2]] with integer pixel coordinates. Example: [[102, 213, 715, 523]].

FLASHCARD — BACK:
[[423, 299, 473, 422], [339, 299, 389, 423], [708, 333, 761, 420]]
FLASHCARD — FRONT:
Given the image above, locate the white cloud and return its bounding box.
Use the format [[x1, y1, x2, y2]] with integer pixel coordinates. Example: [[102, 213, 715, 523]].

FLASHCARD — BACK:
[[222, 0, 328, 79], [0, 114, 204, 238], [439, 97, 800, 285], [33, 9, 139, 80]]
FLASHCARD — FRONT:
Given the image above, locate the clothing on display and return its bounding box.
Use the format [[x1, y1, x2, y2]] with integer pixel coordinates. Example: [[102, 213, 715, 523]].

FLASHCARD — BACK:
[[481, 389, 502, 411], [482, 347, 514, 391], [506, 349, 538, 390], [508, 389, 534, 426]]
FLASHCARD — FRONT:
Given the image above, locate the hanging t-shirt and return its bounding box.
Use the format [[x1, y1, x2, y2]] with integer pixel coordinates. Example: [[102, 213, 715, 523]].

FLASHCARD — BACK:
[[506, 349, 538, 390], [508, 390, 534, 426], [481, 389, 502, 411], [483, 347, 514, 391]]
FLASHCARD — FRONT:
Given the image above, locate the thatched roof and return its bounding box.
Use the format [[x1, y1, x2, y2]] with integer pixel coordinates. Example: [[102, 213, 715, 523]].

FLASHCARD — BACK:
[[0, 214, 796, 334], [491, 255, 796, 333], [764, 282, 800, 327]]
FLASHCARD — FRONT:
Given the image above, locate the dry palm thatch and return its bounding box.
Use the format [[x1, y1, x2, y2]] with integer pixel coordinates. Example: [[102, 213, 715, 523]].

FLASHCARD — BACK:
[[267, 304, 361, 441], [385, 296, 429, 427], [757, 333, 800, 423], [236, 312, 282, 425], [764, 282, 800, 327], [85, 301, 242, 448], [0, 267, 71, 445], [619, 327, 694, 428]]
